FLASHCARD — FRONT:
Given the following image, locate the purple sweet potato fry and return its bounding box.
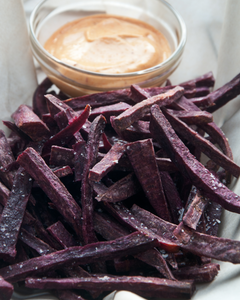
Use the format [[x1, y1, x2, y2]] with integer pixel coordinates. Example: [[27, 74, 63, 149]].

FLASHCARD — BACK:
[[95, 173, 140, 203], [156, 158, 179, 173], [0, 231, 157, 283], [26, 205, 65, 251], [0, 275, 14, 300], [81, 115, 106, 244], [41, 114, 59, 135], [0, 130, 16, 189], [42, 105, 91, 156], [93, 210, 130, 239], [150, 105, 240, 214], [73, 140, 87, 182], [45, 94, 84, 144], [173, 221, 194, 244], [202, 122, 233, 159], [53, 165, 73, 178], [79, 119, 91, 140], [131, 204, 240, 263], [191, 97, 214, 109], [193, 75, 240, 110], [92, 181, 108, 198], [63, 264, 91, 279], [3, 121, 31, 142], [17, 147, 83, 238], [54, 109, 71, 130], [205, 72, 240, 112], [45, 94, 74, 118], [112, 86, 184, 131], [182, 187, 209, 230], [166, 109, 213, 125], [19, 228, 55, 255], [162, 107, 240, 178], [184, 86, 210, 98], [132, 72, 214, 103], [102, 132, 112, 152], [119, 120, 151, 142], [204, 201, 223, 236], [135, 249, 176, 280], [64, 89, 132, 110], [172, 263, 219, 283], [89, 141, 126, 182], [172, 95, 198, 111], [130, 84, 152, 103], [47, 221, 77, 248], [7, 134, 27, 158], [12, 105, 51, 141], [165, 79, 172, 86], [160, 171, 184, 224], [25, 275, 195, 300], [172, 96, 233, 170], [49, 145, 75, 167], [103, 202, 179, 252], [45, 92, 78, 116], [32, 77, 53, 117], [201, 121, 233, 186], [135, 84, 210, 101], [89, 102, 132, 123], [179, 71, 215, 88], [0, 182, 10, 207], [126, 139, 171, 221], [0, 166, 32, 260]]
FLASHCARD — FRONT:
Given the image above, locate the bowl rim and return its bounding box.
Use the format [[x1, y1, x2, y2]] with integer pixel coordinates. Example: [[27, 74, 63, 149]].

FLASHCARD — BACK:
[[29, 0, 187, 78]]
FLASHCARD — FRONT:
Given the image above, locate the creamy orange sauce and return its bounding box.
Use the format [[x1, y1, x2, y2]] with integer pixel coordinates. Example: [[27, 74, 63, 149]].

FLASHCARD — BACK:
[[44, 14, 171, 74]]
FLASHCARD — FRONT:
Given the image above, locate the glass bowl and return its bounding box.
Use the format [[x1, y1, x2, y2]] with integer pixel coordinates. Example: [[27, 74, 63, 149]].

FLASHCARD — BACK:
[[29, 0, 186, 96]]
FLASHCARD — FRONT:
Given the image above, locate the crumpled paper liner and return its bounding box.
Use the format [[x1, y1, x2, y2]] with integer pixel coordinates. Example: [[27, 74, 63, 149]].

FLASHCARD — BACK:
[[0, 0, 37, 132], [6, 0, 240, 299]]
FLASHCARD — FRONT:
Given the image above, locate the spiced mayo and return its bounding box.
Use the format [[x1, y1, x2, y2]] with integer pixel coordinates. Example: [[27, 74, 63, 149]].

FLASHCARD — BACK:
[[44, 14, 171, 74]]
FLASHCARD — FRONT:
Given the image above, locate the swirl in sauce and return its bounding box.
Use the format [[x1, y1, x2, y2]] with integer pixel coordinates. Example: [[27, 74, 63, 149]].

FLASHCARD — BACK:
[[44, 14, 171, 74]]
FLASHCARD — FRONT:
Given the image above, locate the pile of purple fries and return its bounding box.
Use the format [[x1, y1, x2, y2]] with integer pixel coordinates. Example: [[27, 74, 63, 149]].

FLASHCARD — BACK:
[[0, 72, 240, 300]]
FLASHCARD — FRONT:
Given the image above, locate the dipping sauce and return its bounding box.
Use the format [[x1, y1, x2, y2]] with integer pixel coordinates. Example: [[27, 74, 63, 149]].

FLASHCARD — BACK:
[[44, 14, 171, 74]]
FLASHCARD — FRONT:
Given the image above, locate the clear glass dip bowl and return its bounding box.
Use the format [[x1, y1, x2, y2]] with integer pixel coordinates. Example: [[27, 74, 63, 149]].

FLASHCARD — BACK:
[[29, 0, 186, 96]]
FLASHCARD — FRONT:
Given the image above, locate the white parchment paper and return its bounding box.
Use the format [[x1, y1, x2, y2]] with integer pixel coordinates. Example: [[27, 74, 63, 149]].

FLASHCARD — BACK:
[[0, 0, 37, 132], [4, 0, 240, 299]]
